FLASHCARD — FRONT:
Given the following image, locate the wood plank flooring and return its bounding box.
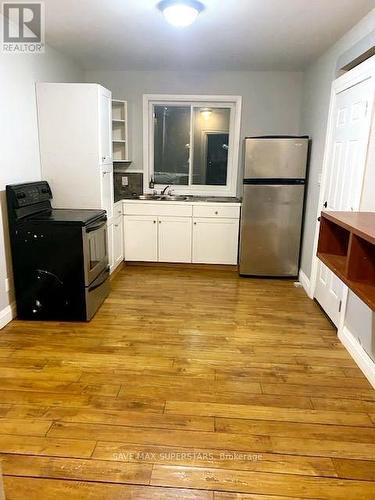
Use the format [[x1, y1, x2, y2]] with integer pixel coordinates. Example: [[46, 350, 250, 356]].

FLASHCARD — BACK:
[[0, 265, 374, 499]]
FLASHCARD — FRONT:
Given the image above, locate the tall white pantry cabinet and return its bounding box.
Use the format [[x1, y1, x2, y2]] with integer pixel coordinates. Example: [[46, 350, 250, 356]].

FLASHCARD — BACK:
[[36, 83, 113, 216], [36, 82, 121, 273]]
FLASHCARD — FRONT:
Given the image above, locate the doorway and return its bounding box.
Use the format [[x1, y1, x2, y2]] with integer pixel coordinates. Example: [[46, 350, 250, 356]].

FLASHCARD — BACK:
[[312, 56, 375, 326]]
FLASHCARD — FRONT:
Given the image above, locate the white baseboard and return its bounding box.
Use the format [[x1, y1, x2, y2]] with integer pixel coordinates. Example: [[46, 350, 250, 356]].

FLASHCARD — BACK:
[[0, 306, 12, 329], [339, 326, 375, 389], [0, 302, 15, 330], [299, 269, 313, 299]]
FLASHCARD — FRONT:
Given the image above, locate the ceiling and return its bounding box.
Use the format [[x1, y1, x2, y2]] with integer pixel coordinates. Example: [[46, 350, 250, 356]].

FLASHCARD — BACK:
[[44, 0, 375, 71]]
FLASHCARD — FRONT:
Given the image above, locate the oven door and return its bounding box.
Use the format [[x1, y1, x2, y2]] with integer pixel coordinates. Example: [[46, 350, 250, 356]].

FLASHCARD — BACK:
[[83, 216, 108, 286]]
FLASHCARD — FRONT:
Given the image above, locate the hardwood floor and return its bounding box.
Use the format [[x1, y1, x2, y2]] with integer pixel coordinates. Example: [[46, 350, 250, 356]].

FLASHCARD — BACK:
[[0, 265, 374, 499]]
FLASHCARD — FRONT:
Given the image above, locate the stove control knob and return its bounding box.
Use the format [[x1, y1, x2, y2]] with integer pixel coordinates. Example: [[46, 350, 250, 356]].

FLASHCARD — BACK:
[[16, 192, 26, 199]]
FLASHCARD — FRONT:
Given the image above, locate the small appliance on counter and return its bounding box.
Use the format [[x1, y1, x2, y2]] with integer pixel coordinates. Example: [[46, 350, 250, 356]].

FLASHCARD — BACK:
[[239, 136, 309, 277], [6, 181, 110, 321]]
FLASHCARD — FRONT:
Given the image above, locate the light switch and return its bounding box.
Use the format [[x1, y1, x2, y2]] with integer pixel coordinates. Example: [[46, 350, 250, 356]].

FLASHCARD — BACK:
[[121, 176, 129, 187]]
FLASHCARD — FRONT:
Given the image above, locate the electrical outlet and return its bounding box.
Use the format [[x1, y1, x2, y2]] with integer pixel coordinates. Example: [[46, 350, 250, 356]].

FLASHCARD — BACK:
[[121, 176, 129, 187]]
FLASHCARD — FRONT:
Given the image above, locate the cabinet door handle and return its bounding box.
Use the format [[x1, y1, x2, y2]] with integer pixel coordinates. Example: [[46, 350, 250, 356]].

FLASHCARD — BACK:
[[153, 220, 156, 224], [159, 220, 161, 224], [194, 222, 197, 225], [215, 211, 218, 215]]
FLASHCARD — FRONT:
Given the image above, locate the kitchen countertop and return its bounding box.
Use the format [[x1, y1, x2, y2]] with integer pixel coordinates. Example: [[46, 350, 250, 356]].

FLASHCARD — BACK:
[[120, 196, 242, 205]]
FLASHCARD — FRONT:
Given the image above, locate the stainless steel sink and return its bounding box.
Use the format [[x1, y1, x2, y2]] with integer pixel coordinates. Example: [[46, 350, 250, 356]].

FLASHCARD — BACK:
[[138, 194, 161, 200], [159, 195, 189, 201], [137, 194, 189, 201]]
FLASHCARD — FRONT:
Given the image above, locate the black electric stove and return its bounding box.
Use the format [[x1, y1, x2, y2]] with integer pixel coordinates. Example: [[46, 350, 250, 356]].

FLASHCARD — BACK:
[[27, 208, 106, 225], [6, 181, 110, 321]]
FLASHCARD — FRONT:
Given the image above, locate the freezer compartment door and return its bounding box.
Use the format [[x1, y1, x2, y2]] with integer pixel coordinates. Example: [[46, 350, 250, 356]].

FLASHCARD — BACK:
[[244, 138, 308, 179], [239, 184, 305, 276]]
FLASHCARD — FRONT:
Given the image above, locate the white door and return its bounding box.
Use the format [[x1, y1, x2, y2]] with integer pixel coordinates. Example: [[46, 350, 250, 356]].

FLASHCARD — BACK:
[[99, 87, 112, 164], [113, 216, 124, 269], [314, 64, 375, 326], [123, 215, 158, 262], [100, 165, 113, 219], [158, 217, 192, 263], [193, 218, 239, 265]]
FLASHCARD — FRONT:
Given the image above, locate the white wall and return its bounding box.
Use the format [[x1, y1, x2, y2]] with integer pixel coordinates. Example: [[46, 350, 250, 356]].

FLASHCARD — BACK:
[[299, 9, 375, 278], [344, 104, 375, 363], [85, 69, 303, 187], [0, 43, 83, 326], [299, 9, 375, 371]]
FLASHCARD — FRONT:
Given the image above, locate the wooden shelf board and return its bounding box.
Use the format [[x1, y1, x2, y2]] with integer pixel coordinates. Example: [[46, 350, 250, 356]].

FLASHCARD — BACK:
[[317, 253, 347, 280], [322, 211, 375, 245]]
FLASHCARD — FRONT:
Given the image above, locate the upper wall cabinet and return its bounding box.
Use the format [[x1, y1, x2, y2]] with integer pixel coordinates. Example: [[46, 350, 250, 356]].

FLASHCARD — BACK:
[[36, 82, 113, 212], [99, 88, 113, 165]]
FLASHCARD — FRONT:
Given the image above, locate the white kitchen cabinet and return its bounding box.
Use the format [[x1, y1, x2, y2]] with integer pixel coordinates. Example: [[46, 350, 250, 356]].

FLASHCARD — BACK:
[[192, 217, 239, 265], [112, 100, 128, 162], [36, 82, 114, 217], [108, 215, 124, 273], [158, 217, 192, 263], [100, 88, 113, 165], [107, 223, 114, 272], [101, 166, 114, 220], [108, 203, 124, 273], [113, 216, 124, 269], [123, 215, 158, 262], [122, 201, 241, 265]]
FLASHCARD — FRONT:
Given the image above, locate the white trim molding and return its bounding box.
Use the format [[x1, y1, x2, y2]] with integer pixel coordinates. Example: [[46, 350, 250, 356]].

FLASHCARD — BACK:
[[339, 325, 375, 389], [142, 94, 242, 197], [0, 302, 16, 330], [298, 269, 313, 299]]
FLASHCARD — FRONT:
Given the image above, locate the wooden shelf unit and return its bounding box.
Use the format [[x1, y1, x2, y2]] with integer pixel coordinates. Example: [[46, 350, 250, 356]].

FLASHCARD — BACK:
[[112, 100, 128, 161], [317, 211, 375, 310]]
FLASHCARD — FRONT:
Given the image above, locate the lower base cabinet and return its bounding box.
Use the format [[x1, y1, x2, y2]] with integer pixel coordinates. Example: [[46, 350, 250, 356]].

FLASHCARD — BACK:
[[158, 217, 192, 263], [108, 214, 124, 273], [123, 202, 240, 265], [123, 215, 158, 262], [123, 215, 192, 263], [192, 218, 239, 265]]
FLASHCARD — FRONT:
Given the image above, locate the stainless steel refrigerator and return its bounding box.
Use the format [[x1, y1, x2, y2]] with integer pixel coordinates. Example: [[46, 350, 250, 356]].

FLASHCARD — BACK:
[[239, 136, 309, 277]]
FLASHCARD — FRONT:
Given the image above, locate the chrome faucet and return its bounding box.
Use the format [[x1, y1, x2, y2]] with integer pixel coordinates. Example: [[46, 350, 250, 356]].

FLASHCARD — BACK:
[[161, 185, 170, 195]]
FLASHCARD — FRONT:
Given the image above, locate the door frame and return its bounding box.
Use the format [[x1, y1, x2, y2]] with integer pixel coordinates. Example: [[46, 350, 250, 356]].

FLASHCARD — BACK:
[[309, 55, 375, 330]]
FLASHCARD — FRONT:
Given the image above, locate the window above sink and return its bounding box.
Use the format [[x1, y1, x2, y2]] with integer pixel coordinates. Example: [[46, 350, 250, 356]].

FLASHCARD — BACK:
[[143, 94, 242, 197]]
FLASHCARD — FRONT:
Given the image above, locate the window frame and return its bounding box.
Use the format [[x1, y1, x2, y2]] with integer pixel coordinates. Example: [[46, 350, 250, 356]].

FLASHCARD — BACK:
[[143, 94, 242, 196]]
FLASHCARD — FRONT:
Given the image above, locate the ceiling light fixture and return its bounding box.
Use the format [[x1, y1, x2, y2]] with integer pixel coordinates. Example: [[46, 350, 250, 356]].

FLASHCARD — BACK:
[[158, 0, 204, 28]]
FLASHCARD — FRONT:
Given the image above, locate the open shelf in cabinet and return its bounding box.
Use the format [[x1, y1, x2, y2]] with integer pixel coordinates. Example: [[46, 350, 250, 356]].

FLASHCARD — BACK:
[[317, 211, 375, 310], [112, 100, 128, 161]]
